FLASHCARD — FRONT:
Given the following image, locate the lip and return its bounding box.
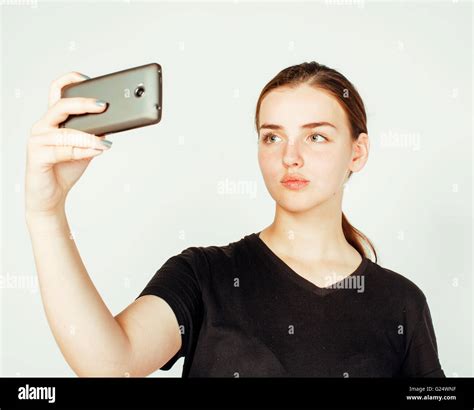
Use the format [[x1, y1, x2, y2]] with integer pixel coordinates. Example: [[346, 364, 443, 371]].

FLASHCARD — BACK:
[[280, 173, 310, 190], [281, 180, 310, 190], [280, 173, 309, 183]]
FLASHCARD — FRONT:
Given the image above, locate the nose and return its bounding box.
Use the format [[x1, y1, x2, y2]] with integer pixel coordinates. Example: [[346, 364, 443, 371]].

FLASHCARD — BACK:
[[282, 139, 303, 168]]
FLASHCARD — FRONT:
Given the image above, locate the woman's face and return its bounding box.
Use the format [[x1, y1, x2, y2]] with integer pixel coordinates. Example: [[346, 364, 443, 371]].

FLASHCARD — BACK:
[[257, 84, 367, 213]]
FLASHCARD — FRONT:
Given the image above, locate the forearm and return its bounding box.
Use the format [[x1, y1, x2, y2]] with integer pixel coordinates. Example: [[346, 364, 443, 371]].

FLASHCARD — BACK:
[[26, 209, 132, 377]]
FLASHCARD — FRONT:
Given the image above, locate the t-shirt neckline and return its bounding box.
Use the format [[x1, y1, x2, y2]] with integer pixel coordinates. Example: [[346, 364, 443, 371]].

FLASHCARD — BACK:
[[248, 231, 370, 297]]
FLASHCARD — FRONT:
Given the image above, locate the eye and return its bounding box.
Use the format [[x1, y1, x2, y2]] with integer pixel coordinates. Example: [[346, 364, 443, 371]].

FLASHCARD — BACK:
[[309, 133, 327, 143], [260, 132, 328, 144], [261, 133, 282, 144]]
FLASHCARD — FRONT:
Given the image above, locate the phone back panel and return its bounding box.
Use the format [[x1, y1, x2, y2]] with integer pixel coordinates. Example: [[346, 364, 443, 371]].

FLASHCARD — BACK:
[[60, 63, 162, 136]]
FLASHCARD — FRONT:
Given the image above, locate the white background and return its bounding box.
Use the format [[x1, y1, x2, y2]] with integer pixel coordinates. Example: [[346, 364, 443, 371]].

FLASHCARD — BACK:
[[1, 0, 472, 377]]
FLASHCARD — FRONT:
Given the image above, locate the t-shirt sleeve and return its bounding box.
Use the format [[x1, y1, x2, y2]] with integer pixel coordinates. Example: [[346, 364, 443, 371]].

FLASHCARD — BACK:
[[135, 246, 205, 372], [400, 297, 445, 377]]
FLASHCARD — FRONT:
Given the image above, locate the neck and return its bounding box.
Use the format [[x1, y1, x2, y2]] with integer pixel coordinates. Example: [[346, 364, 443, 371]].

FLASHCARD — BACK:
[[261, 191, 358, 264]]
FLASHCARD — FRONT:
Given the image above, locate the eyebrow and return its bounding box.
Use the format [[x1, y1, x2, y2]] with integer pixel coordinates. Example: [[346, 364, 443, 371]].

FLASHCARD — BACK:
[[259, 121, 337, 131]]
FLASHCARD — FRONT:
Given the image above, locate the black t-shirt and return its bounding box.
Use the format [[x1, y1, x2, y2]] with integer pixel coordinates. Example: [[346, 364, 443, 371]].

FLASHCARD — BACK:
[[136, 232, 445, 378]]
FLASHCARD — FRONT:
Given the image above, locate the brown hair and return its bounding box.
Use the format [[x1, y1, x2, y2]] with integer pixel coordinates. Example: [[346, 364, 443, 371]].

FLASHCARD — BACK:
[[255, 61, 378, 263]]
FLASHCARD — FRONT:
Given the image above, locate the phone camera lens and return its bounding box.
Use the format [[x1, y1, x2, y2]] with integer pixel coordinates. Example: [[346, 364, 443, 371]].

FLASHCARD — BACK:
[[134, 85, 145, 97]]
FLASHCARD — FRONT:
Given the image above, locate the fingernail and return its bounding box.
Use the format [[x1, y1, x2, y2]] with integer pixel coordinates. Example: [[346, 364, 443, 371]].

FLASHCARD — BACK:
[[96, 99, 107, 107], [100, 139, 113, 148], [79, 74, 90, 79]]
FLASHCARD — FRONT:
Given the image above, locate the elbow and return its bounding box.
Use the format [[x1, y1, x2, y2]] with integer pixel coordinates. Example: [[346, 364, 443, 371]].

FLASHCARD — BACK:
[[72, 366, 133, 378], [69, 358, 134, 378]]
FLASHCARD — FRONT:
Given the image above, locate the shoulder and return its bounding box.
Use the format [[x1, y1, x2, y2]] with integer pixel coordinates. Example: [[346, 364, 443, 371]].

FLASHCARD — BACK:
[[365, 258, 428, 314], [196, 234, 252, 263], [171, 233, 253, 276]]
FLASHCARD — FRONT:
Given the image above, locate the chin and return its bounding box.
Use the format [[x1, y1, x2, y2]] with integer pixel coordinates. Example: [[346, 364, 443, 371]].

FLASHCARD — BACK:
[[272, 191, 324, 214]]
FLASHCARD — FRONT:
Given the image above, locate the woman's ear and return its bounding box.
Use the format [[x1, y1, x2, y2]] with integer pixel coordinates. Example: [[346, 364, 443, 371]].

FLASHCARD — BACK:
[[349, 132, 369, 173]]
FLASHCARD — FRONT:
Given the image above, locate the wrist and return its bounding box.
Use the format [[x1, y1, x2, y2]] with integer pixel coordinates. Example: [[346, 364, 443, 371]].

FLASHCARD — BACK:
[[25, 207, 69, 233]]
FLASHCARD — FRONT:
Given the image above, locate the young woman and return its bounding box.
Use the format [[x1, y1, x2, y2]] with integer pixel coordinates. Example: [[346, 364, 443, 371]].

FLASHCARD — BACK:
[[25, 61, 445, 378]]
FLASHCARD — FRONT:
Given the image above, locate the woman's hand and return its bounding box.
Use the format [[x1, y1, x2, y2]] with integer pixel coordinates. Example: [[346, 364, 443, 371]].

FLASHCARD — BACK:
[[25, 71, 112, 217]]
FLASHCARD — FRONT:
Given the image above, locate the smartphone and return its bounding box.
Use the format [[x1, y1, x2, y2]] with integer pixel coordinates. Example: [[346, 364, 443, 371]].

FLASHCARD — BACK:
[[59, 62, 162, 136]]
